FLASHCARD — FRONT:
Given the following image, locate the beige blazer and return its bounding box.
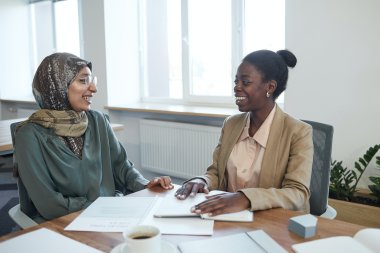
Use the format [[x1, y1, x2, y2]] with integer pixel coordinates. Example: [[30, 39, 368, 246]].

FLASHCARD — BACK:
[[202, 106, 313, 212]]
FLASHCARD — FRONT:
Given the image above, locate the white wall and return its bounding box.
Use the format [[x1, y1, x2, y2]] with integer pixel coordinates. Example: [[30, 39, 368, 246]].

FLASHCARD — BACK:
[[285, 0, 380, 187]]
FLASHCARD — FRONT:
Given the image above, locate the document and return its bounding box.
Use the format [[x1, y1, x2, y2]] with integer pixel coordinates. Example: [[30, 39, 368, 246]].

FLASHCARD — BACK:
[[65, 196, 158, 232], [65, 196, 214, 235], [141, 197, 214, 235], [178, 229, 288, 253], [0, 228, 102, 253], [292, 228, 380, 253], [154, 190, 253, 222]]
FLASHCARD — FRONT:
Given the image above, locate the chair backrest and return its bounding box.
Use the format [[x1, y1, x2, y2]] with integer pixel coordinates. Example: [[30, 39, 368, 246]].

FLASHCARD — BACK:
[[302, 120, 334, 216], [10, 122, 38, 218], [10, 122, 19, 177]]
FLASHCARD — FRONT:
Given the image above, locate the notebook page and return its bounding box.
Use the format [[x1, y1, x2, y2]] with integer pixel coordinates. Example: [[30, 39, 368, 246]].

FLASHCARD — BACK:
[[292, 236, 374, 253], [353, 228, 380, 253]]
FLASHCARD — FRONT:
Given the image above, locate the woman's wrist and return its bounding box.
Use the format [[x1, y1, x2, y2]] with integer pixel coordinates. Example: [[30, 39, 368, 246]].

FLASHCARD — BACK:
[[183, 177, 207, 186]]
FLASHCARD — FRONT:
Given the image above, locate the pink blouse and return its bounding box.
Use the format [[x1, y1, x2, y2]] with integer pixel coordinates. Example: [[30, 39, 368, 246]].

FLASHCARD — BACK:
[[226, 106, 276, 192]]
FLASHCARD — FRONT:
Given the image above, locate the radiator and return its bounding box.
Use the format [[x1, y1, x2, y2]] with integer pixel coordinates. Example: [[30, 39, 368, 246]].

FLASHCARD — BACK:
[[139, 119, 221, 179]]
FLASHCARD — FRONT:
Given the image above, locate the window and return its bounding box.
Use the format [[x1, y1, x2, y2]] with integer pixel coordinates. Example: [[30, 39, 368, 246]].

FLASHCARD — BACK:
[[140, 0, 285, 106], [0, 0, 80, 101], [30, 0, 80, 74], [54, 0, 80, 55]]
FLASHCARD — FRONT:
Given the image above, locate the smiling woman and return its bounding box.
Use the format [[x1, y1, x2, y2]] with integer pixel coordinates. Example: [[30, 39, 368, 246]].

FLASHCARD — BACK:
[[12, 52, 174, 224], [175, 49, 313, 217]]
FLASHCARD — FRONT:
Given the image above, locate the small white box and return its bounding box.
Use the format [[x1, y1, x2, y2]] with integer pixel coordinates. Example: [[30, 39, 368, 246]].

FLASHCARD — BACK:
[[288, 214, 318, 238]]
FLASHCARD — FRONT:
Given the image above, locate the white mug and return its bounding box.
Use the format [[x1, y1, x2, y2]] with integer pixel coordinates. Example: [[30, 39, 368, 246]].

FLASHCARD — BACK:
[[122, 225, 161, 253]]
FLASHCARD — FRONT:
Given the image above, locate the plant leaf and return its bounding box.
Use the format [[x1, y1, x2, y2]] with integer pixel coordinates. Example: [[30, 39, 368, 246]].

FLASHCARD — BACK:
[[354, 161, 364, 173], [358, 158, 367, 167]]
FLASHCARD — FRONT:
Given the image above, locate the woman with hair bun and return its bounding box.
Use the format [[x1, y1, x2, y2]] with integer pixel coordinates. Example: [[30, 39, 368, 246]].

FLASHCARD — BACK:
[[175, 49, 313, 217]]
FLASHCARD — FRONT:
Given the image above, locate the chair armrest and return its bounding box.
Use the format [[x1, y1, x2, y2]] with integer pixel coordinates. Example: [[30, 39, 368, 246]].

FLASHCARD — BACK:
[[8, 204, 38, 229], [319, 205, 337, 219]]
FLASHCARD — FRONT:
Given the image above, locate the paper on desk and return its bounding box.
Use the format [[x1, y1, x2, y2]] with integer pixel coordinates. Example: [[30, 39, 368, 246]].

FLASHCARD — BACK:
[[65, 196, 158, 232], [64, 196, 214, 235], [178, 229, 288, 253], [292, 228, 380, 253], [154, 190, 253, 222], [141, 197, 214, 235], [0, 228, 102, 253]]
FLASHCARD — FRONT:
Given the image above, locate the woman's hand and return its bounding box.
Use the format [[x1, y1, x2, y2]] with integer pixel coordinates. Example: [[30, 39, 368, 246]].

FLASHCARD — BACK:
[[191, 192, 250, 216], [175, 178, 209, 199], [145, 176, 174, 190]]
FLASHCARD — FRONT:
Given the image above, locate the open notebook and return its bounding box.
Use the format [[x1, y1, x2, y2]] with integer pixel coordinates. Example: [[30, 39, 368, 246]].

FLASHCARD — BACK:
[[292, 228, 380, 253], [154, 190, 253, 222]]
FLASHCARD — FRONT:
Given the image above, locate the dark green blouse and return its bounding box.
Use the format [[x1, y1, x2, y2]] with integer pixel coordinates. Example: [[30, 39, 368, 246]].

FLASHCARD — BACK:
[[15, 110, 149, 223]]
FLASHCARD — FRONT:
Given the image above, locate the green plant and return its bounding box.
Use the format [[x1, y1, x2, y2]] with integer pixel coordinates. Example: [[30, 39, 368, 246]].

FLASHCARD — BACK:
[[329, 144, 380, 201], [368, 156, 380, 201]]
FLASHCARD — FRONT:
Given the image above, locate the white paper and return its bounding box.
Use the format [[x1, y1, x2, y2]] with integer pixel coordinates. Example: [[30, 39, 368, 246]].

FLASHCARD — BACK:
[[65, 196, 158, 232], [0, 228, 102, 253], [353, 228, 380, 253], [179, 233, 264, 253], [64, 196, 214, 235], [200, 209, 253, 222], [292, 229, 380, 253], [247, 230, 288, 253], [154, 190, 253, 222], [142, 197, 214, 235], [178, 230, 285, 253], [292, 236, 374, 253]]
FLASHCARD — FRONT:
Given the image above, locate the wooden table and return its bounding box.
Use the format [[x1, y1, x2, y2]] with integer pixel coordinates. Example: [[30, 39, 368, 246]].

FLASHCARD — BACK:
[[0, 187, 366, 252], [0, 118, 124, 155]]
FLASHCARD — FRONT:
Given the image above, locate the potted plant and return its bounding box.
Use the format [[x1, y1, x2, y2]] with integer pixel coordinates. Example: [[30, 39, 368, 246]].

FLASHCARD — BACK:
[[368, 156, 380, 203], [328, 144, 380, 227]]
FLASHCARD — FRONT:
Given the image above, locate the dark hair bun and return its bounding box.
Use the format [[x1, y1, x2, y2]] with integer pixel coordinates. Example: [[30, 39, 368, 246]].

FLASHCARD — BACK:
[[277, 50, 297, 68]]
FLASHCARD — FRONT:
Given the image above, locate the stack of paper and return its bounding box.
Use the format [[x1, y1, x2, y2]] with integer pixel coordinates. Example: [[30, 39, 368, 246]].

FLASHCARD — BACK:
[[154, 190, 254, 222], [64, 196, 214, 235], [65, 196, 158, 232], [64, 191, 253, 236]]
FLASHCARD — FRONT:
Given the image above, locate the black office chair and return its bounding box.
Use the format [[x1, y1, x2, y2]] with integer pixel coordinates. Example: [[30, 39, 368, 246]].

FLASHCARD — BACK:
[[302, 120, 336, 218], [8, 122, 37, 228]]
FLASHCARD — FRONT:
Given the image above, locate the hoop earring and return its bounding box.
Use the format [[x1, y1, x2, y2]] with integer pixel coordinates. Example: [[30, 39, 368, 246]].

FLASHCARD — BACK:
[[266, 92, 270, 98]]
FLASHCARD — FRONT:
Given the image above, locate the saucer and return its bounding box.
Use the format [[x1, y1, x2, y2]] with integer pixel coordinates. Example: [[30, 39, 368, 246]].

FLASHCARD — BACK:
[[110, 240, 178, 253]]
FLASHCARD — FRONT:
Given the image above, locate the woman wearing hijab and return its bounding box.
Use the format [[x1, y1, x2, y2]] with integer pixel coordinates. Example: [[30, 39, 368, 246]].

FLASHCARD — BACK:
[[175, 49, 313, 217], [15, 52, 173, 223]]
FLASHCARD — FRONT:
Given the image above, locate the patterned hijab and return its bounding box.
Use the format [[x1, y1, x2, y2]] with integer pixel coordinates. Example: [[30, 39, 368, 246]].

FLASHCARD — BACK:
[[29, 52, 92, 158]]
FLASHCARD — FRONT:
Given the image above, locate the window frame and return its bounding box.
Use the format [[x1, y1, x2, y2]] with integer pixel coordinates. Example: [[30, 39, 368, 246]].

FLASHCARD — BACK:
[[29, 0, 81, 76], [139, 0, 284, 107]]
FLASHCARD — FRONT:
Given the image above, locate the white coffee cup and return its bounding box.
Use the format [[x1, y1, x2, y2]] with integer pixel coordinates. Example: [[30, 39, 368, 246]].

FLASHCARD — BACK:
[[122, 225, 161, 253]]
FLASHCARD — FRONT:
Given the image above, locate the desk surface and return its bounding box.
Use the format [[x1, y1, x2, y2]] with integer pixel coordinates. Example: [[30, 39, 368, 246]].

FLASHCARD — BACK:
[[0, 118, 124, 154], [0, 187, 365, 252]]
